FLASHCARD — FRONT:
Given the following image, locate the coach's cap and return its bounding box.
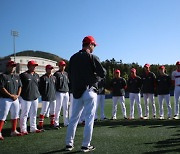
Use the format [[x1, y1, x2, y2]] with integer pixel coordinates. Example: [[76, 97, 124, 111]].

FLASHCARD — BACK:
[[82, 36, 97, 46], [144, 63, 150, 68], [115, 69, 120, 73], [131, 68, 136, 73], [59, 60, 66, 66], [46, 64, 54, 70], [159, 65, 165, 69], [176, 61, 180, 65], [6, 60, 17, 67], [27, 60, 38, 66]]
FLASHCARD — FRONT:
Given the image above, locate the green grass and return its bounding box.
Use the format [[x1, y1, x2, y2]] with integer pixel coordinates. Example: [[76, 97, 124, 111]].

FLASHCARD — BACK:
[[1, 97, 180, 154]]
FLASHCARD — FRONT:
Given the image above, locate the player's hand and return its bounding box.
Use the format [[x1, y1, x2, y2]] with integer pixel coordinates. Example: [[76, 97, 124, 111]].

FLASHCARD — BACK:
[[10, 95, 18, 101]]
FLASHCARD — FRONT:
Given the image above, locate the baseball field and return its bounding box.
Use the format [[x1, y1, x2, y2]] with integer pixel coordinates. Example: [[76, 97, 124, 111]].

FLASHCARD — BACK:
[[1, 97, 180, 154]]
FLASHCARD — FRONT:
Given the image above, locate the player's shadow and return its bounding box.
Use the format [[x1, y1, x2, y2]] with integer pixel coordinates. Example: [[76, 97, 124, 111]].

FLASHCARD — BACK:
[[41, 148, 81, 154]]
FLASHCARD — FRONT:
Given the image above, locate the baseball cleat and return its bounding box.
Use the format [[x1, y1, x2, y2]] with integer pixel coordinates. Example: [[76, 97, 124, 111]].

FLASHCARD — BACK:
[[153, 115, 156, 119], [30, 129, 43, 133], [140, 117, 144, 119], [167, 117, 171, 120], [54, 126, 61, 130], [21, 131, 29, 135], [65, 145, 74, 151], [11, 130, 23, 137], [143, 116, 149, 120], [111, 117, 117, 120], [159, 116, 164, 120], [173, 115, 179, 120], [81, 145, 96, 152]]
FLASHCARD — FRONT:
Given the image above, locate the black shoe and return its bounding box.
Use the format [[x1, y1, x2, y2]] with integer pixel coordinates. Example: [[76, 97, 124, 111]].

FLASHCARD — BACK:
[[65, 145, 74, 151], [81, 145, 96, 152], [54, 126, 61, 130]]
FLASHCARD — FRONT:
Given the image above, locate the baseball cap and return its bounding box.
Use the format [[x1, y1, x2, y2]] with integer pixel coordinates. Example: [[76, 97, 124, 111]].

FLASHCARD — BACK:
[[6, 60, 17, 67], [176, 61, 180, 65], [59, 60, 66, 66], [46, 64, 54, 70], [159, 65, 165, 69], [82, 36, 97, 46], [131, 68, 136, 73], [144, 63, 150, 68], [28, 60, 38, 66], [115, 69, 120, 73]]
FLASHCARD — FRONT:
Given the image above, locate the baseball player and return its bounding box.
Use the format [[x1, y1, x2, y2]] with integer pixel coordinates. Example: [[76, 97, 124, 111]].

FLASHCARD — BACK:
[[141, 63, 156, 119], [156, 65, 172, 119], [172, 61, 180, 119], [38, 65, 56, 129], [127, 68, 143, 119], [0, 61, 22, 140], [95, 78, 107, 121], [65, 36, 106, 152], [54, 60, 69, 128], [19, 60, 42, 134], [110, 69, 127, 120]]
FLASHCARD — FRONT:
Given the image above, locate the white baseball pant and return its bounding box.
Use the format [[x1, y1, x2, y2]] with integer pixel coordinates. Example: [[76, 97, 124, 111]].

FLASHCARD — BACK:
[[55, 92, 69, 126], [40, 100, 56, 116], [143, 93, 156, 117], [174, 86, 180, 116], [20, 98, 38, 132], [112, 96, 127, 119], [129, 93, 143, 119], [95, 94, 106, 120], [158, 94, 172, 118], [66, 88, 97, 147]]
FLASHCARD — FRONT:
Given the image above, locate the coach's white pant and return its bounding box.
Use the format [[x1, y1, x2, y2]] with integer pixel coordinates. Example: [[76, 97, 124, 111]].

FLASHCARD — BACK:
[[129, 93, 143, 118], [158, 94, 172, 118], [66, 89, 97, 147], [20, 98, 38, 132], [55, 92, 69, 126], [95, 94, 106, 120], [143, 93, 156, 117], [112, 96, 127, 119], [69, 93, 73, 119], [174, 86, 180, 116], [40, 100, 56, 116], [0, 98, 19, 120]]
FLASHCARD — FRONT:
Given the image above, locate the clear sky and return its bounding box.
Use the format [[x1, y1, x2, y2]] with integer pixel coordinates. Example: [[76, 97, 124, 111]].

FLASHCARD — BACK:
[[1, 0, 180, 66]]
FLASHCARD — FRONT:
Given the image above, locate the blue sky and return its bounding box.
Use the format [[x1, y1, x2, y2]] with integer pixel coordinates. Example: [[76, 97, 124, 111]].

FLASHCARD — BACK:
[[1, 0, 180, 66]]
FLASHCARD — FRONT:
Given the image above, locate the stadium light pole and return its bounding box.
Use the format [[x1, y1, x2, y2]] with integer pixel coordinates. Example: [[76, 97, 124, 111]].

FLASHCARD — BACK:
[[11, 30, 19, 62]]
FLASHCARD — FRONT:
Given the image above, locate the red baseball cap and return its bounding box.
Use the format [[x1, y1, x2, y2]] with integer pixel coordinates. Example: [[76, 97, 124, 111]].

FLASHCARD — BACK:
[[6, 60, 17, 67], [46, 64, 54, 70], [27, 60, 38, 66], [82, 36, 97, 46], [144, 63, 150, 68], [159, 65, 165, 69], [176, 61, 180, 65], [131, 68, 136, 73], [115, 69, 120, 73], [59, 60, 66, 66]]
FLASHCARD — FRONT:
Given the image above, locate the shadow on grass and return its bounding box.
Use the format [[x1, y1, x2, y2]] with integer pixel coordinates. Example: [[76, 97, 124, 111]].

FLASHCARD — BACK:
[[40, 148, 81, 154]]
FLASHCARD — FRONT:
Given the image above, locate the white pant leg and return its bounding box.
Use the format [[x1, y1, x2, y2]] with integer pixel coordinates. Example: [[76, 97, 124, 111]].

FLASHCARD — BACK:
[[62, 92, 69, 126], [99, 95, 105, 119], [174, 87, 180, 116], [54, 92, 63, 126], [129, 93, 135, 119], [158, 95, 164, 117], [143, 94, 149, 117], [82, 89, 97, 147], [69, 93, 73, 119], [112, 97, 118, 118], [95, 95, 101, 119], [29, 99, 38, 132], [66, 96, 84, 146], [10, 98, 20, 119], [164, 94, 172, 117], [20, 99, 32, 132], [40, 101, 50, 115], [119, 96, 127, 118], [149, 94, 156, 116], [46, 106, 50, 117], [49, 100, 56, 115], [135, 93, 143, 118], [0, 98, 13, 120]]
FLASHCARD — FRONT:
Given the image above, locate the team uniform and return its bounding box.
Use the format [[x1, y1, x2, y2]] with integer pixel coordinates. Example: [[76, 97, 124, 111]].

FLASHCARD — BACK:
[[54, 67, 69, 127], [19, 61, 42, 134], [39, 70, 56, 129], [171, 62, 180, 119], [156, 69, 172, 119], [110, 75, 127, 119], [65, 36, 106, 152], [95, 78, 107, 120], [127, 69, 143, 119], [141, 66, 156, 119], [0, 65, 22, 140]]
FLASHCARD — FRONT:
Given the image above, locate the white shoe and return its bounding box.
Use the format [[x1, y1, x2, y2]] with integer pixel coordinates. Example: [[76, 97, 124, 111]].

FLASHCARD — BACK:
[[173, 115, 179, 120], [143, 116, 149, 120], [159, 116, 164, 120], [81, 145, 96, 152], [11, 130, 22, 137]]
